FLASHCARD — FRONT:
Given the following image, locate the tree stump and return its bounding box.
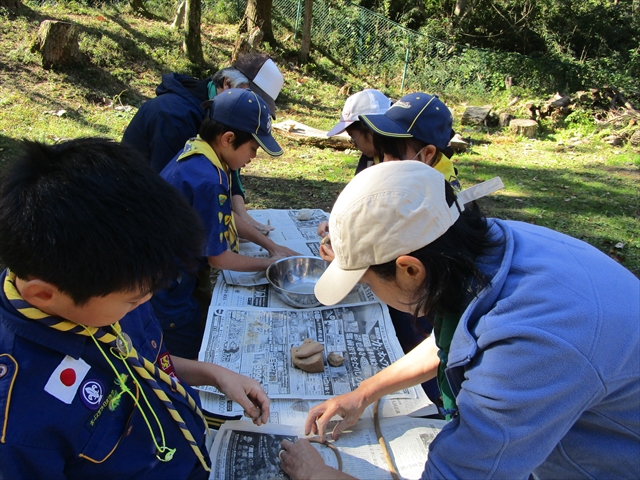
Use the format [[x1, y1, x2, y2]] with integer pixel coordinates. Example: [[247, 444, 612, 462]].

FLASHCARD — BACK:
[[31, 20, 82, 70], [510, 119, 538, 138], [461, 106, 492, 126]]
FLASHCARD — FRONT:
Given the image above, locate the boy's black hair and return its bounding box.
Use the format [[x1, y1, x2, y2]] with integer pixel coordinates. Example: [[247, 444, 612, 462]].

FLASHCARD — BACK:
[[370, 183, 502, 319], [199, 100, 254, 148], [0, 138, 205, 305], [346, 121, 384, 160], [373, 132, 455, 161]]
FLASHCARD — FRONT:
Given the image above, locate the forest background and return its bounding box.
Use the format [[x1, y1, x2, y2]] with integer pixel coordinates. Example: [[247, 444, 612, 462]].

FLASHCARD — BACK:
[[0, 0, 638, 276]]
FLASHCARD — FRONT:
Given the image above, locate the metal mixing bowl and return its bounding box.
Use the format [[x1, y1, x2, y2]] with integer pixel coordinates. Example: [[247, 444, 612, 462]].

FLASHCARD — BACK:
[[266, 256, 329, 308]]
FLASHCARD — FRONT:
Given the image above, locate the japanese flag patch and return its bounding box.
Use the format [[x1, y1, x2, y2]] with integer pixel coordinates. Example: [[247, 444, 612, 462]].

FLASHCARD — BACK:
[[44, 355, 91, 404]]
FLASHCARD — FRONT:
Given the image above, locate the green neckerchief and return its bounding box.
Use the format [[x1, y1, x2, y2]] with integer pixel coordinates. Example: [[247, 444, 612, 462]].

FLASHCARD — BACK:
[[433, 310, 463, 420], [207, 81, 217, 100], [177, 136, 239, 253]]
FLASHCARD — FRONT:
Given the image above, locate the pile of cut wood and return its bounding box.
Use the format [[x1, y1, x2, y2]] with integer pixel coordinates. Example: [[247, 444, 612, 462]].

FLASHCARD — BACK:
[[459, 87, 639, 147]]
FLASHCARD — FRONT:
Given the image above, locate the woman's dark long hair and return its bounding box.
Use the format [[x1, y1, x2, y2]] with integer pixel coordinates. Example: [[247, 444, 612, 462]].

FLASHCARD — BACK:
[[370, 183, 501, 319]]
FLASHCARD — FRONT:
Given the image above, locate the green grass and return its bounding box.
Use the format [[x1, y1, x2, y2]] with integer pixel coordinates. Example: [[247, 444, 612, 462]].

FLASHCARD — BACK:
[[1, 1, 638, 276]]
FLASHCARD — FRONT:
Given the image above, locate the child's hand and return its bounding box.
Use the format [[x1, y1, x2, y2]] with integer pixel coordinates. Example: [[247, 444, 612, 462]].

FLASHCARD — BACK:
[[216, 369, 271, 426], [317, 221, 329, 238], [268, 244, 300, 259], [252, 219, 274, 236]]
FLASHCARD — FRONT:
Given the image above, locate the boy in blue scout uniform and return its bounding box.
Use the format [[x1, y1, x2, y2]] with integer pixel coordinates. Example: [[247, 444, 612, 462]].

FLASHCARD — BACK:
[[0, 138, 270, 478], [326, 89, 392, 174], [122, 54, 284, 237], [320, 92, 461, 408], [154, 88, 298, 359]]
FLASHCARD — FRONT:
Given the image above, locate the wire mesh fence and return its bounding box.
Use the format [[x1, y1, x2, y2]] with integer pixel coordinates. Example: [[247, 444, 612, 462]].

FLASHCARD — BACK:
[[209, 0, 584, 95]]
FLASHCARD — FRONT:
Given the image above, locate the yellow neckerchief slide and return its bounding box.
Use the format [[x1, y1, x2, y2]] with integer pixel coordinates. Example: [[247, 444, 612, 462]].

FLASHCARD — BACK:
[[178, 136, 239, 253], [3, 271, 210, 472]]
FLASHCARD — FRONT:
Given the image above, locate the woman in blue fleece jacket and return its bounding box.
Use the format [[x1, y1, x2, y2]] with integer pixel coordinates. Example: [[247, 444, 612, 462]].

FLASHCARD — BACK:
[[278, 161, 640, 480]]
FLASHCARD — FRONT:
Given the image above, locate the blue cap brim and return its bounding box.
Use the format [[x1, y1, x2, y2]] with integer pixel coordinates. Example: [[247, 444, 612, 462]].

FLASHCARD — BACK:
[[359, 113, 413, 139], [253, 133, 283, 157]]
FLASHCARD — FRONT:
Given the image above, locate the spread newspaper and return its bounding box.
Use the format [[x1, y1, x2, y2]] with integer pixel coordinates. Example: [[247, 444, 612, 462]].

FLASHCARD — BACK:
[[197, 301, 420, 400], [202, 209, 440, 479], [208, 416, 447, 480], [221, 208, 329, 286]]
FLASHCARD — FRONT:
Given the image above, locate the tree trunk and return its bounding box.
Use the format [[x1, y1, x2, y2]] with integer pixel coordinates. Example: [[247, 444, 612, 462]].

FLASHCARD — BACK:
[[184, 0, 203, 65], [171, 0, 186, 29], [299, 0, 313, 63], [245, 0, 275, 46], [31, 20, 82, 70], [454, 0, 467, 16], [232, 26, 264, 63], [0, 0, 22, 10]]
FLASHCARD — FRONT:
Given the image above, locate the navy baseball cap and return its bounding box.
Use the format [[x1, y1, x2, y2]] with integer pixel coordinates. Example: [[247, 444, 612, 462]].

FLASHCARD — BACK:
[[359, 92, 453, 151], [210, 88, 283, 156]]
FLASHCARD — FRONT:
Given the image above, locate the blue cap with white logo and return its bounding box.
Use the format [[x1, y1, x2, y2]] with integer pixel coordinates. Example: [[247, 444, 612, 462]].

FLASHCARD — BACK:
[[359, 92, 453, 151], [210, 88, 283, 156]]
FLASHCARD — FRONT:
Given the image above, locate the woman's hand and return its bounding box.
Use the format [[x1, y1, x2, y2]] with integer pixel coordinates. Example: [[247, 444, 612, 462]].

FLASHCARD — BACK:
[[305, 390, 368, 442], [319, 243, 335, 262], [279, 439, 355, 480]]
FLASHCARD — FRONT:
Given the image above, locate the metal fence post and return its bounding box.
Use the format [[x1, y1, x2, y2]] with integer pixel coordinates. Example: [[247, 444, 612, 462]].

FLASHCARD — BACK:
[[401, 35, 410, 93], [294, 0, 303, 42], [358, 9, 364, 67]]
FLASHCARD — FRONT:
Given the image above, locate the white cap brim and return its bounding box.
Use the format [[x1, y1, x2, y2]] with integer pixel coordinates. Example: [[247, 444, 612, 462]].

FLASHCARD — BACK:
[[326, 120, 354, 137], [314, 260, 368, 306]]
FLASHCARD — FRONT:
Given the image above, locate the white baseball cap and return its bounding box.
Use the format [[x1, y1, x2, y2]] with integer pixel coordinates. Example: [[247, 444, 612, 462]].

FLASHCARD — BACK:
[[326, 89, 392, 137], [314, 161, 503, 305], [233, 54, 284, 119]]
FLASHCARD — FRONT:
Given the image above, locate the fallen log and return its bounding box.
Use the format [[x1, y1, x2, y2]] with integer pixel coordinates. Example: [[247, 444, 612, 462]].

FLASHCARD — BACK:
[[273, 120, 351, 148]]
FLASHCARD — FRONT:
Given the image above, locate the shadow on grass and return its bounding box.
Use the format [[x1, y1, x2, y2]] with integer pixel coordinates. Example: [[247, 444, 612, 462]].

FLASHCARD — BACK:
[[458, 160, 639, 275], [242, 174, 347, 213], [243, 158, 638, 275], [0, 134, 25, 169]]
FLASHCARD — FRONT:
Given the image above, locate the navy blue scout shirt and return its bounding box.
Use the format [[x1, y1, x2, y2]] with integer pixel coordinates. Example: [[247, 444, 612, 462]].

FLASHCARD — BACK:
[[354, 153, 379, 175], [0, 270, 209, 479], [160, 142, 238, 259], [151, 139, 238, 358]]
